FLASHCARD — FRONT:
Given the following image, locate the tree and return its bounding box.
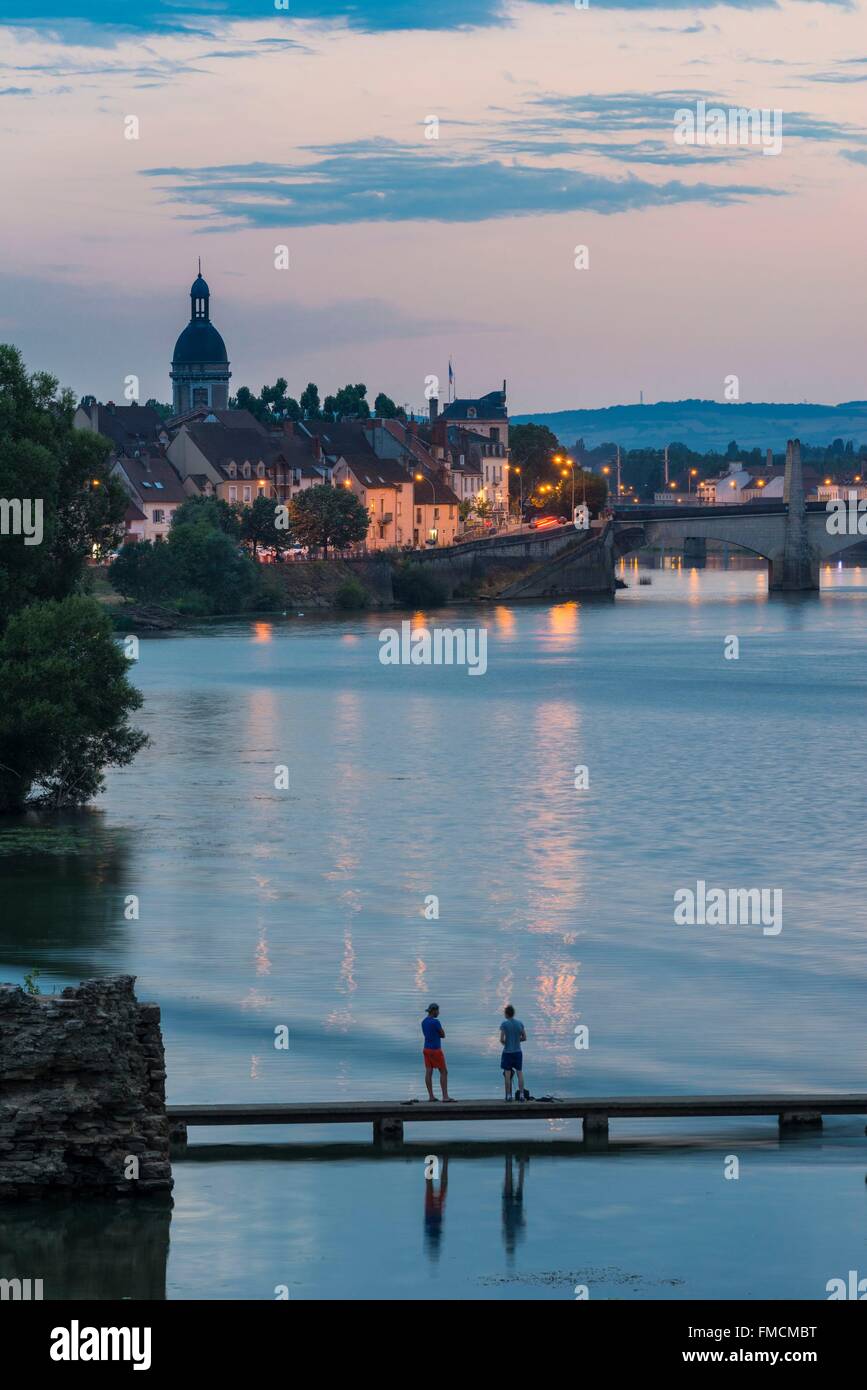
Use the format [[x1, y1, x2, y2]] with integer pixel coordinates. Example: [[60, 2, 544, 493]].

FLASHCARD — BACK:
[[374, 393, 400, 419], [0, 596, 147, 812], [241, 493, 293, 558], [171, 494, 241, 538], [474, 498, 492, 520], [288, 484, 370, 556], [509, 422, 561, 497], [299, 383, 322, 421], [144, 398, 172, 419], [323, 384, 370, 421], [0, 345, 127, 627]]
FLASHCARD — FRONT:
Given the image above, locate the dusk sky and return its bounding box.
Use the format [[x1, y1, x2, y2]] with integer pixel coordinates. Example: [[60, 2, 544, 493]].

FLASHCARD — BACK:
[[1, 1, 865, 413]]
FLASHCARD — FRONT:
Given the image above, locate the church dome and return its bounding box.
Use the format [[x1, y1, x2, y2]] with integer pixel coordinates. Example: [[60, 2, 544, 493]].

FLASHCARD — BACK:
[[172, 319, 228, 366]]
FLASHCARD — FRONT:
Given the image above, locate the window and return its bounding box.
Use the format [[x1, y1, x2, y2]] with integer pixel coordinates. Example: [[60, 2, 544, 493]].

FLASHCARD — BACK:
[[257, 462, 265, 478], [243, 463, 251, 479], [152, 509, 165, 524], [153, 480, 164, 490], [490, 427, 499, 443], [243, 485, 252, 503], [416, 507, 422, 524], [228, 485, 237, 502], [193, 388, 208, 407], [228, 463, 236, 479]]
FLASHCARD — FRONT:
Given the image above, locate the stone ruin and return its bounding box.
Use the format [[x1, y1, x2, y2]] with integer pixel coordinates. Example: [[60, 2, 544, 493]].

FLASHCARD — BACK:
[[0, 975, 172, 1199]]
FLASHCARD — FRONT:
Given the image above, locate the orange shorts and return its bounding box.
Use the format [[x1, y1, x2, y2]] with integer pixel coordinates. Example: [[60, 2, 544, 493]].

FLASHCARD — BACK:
[[423, 1048, 446, 1071]]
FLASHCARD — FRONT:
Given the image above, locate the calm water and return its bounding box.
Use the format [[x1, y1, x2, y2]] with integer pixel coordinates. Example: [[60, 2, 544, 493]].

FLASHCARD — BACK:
[[2, 555, 866, 1300]]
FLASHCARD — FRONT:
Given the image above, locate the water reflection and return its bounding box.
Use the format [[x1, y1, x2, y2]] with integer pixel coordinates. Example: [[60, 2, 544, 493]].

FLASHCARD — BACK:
[[0, 1196, 171, 1301], [423, 1155, 448, 1260]]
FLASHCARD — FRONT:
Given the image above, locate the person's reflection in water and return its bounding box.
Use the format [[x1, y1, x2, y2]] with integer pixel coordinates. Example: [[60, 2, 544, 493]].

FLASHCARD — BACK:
[[502, 1153, 527, 1264], [423, 1155, 448, 1261]]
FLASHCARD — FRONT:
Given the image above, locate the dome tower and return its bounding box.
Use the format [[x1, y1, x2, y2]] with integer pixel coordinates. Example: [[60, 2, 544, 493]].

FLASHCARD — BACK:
[[170, 260, 231, 414]]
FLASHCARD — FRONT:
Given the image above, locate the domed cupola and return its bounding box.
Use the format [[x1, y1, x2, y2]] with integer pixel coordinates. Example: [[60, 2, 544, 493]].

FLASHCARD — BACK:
[[170, 260, 231, 415]]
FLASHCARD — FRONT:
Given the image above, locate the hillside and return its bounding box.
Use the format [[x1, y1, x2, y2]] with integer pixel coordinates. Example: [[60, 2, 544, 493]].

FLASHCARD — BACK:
[[512, 400, 867, 453]]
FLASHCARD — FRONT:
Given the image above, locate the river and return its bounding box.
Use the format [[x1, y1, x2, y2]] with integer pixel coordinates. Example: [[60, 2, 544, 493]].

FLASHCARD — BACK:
[[2, 554, 866, 1300]]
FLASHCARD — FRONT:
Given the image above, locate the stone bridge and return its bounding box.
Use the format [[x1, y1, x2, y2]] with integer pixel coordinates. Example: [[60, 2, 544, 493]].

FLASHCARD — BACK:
[[613, 440, 855, 592], [410, 521, 613, 597]]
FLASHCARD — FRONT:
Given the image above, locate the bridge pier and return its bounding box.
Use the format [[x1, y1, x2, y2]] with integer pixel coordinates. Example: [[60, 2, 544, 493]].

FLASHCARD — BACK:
[[373, 1116, 404, 1146], [767, 553, 820, 592], [683, 537, 707, 565], [779, 1111, 822, 1133]]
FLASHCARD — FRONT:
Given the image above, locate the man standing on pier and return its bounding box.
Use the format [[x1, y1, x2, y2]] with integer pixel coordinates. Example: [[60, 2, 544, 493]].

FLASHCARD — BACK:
[[500, 1005, 528, 1101], [422, 1003, 453, 1102]]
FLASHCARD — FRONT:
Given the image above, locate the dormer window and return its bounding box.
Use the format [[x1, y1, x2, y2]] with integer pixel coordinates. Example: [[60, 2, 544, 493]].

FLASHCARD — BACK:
[[228, 462, 237, 479], [467, 407, 477, 419], [243, 462, 251, 479], [257, 462, 265, 479]]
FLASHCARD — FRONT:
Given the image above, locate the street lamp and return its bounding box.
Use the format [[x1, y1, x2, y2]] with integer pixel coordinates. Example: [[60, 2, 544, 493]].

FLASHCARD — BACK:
[[513, 465, 523, 522], [414, 471, 436, 546], [688, 467, 697, 496]]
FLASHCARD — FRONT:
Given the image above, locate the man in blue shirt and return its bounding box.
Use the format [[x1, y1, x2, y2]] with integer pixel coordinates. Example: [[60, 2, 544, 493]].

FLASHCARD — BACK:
[[499, 1005, 528, 1101], [421, 1003, 452, 1101]]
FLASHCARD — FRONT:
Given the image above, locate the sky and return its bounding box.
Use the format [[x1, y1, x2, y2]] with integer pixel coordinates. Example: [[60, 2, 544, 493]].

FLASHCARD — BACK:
[[0, 0, 865, 413]]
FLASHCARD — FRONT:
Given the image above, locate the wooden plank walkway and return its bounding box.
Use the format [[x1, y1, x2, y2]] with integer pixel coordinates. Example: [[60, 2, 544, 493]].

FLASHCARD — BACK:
[[167, 1093, 867, 1145]]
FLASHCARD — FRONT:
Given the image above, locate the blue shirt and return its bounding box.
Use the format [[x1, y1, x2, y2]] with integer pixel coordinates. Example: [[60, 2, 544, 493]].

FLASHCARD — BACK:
[[500, 1018, 524, 1051], [422, 1016, 444, 1049]]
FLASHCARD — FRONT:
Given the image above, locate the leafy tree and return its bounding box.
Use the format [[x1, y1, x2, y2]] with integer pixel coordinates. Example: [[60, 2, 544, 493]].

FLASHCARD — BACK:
[[323, 384, 370, 421], [241, 493, 294, 558], [144, 398, 172, 419], [288, 484, 370, 556], [509, 422, 561, 496], [299, 383, 322, 421], [0, 596, 147, 812], [457, 499, 474, 523], [0, 345, 127, 627], [374, 393, 401, 419], [171, 494, 242, 538], [474, 498, 492, 520], [109, 540, 179, 604]]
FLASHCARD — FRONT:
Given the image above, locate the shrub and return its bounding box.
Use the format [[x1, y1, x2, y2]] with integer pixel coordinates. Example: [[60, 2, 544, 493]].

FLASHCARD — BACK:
[[334, 578, 369, 610], [392, 564, 447, 609]]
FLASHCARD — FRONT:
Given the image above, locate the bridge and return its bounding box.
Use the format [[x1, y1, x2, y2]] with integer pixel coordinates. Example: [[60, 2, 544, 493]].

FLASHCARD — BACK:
[[167, 1093, 867, 1147], [406, 441, 855, 596], [613, 440, 855, 592]]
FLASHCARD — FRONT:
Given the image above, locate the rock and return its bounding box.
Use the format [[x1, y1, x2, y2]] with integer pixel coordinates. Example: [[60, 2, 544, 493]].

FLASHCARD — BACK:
[[0, 976, 172, 1199]]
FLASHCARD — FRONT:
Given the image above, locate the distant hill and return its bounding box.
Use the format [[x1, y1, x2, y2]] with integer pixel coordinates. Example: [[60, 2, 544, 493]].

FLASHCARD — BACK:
[[512, 400, 867, 453]]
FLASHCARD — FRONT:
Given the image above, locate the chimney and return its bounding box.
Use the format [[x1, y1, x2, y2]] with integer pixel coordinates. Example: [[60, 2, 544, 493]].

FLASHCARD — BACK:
[[311, 434, 322, 461], [766, 447, 773, 470], [429, 396, 439, 423], [282, 420, 295, 439]]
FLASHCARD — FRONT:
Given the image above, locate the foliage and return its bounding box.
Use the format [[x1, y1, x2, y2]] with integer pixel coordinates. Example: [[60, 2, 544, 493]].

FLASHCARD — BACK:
[[171, 494, 241, 538], [392, 564, 446, 609], [323, 383, 370, 421], [374, 393, 405, 420], [509, 422, 561, 497], [299, 382, 322, 421], [23, 968, 41, 995], [0, 596, 147, 812], [0, 345, 127, 628], [334, 578, 369, 610], [231, 380, 301, 424], [240, 493, 294, 558], [288, 484, 370, 556]]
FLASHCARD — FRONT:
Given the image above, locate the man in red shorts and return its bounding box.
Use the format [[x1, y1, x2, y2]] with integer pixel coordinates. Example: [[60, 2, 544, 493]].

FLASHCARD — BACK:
[[421, 1003, 453, 1101]]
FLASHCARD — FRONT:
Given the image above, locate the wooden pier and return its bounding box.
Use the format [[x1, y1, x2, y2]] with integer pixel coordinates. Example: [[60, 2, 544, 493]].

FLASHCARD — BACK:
[[167, 1093, 867, 1146]]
